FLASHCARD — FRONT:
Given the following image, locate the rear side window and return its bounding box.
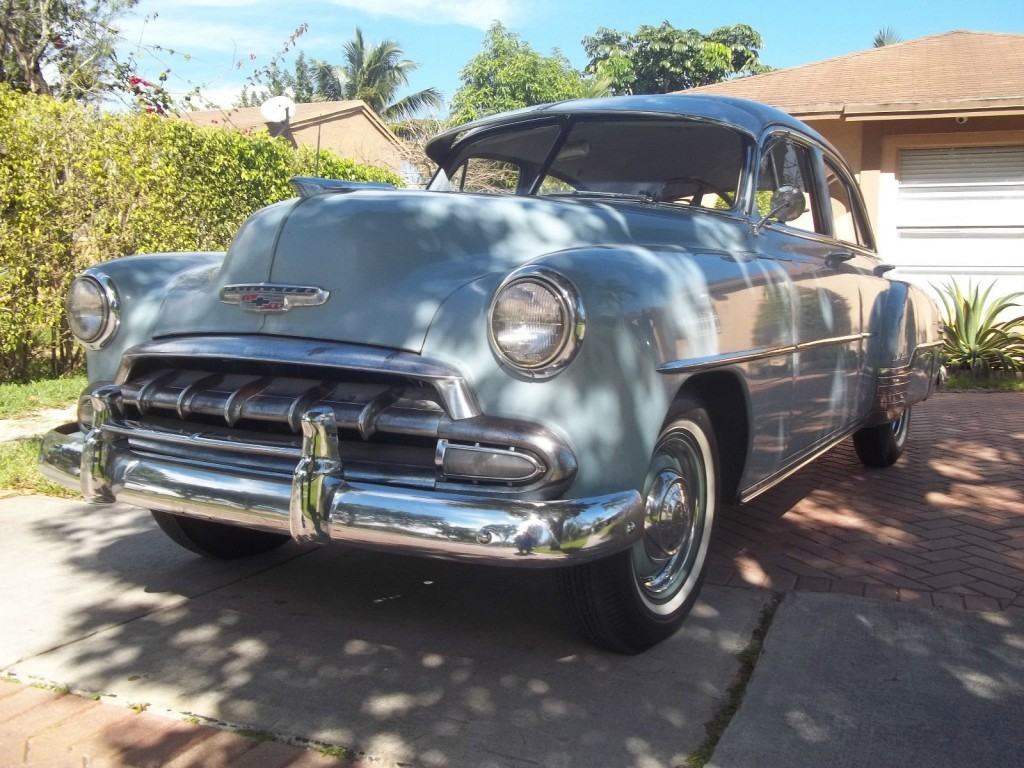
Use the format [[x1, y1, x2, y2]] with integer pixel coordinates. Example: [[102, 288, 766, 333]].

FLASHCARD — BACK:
[[757, 139, 822, 234], [824, 159, 865, 246]]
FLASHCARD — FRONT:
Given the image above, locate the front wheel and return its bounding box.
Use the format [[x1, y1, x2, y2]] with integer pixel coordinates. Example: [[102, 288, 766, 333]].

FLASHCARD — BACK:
[[558, 398, 718, 654], [151, 511, 290, 559], [853, 407, 911, 468]]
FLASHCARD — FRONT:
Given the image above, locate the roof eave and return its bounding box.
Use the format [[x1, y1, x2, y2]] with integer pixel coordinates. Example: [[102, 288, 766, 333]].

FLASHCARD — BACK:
[[779, 96, 1024, 121]]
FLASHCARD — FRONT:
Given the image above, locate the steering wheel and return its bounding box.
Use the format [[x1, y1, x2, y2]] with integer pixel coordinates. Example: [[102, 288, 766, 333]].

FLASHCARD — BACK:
[[659, 176, 733, 207]]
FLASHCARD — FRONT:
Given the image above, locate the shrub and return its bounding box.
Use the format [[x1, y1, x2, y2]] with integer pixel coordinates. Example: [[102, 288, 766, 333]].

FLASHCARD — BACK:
[[936, 280, 1024, 375], [0, 85, 401, 382]]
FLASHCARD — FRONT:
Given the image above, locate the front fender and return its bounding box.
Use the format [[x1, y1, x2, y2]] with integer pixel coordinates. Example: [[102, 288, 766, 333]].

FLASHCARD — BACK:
[[421, 244, 747, 498], [82, 252, 225, 381]]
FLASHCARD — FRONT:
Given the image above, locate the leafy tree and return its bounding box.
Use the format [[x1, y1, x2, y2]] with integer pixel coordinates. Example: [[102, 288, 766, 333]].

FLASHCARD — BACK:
[[292, 51, 313, 102], [308, 27, 441, 120], [450, 22, 606, 125], [0, 84, 400, 380], [873, 27, 902, 47], [0, 0, 137, 100], [582, 22, 769, 95], [237, 51, 316, 107]]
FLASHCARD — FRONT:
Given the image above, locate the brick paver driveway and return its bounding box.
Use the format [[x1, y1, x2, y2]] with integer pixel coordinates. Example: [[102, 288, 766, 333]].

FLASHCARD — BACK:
[[708, 392, 1024, 613]]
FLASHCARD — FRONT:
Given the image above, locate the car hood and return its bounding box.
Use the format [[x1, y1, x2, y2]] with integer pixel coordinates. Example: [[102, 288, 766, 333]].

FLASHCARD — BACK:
[[152, 190, 685, 352]]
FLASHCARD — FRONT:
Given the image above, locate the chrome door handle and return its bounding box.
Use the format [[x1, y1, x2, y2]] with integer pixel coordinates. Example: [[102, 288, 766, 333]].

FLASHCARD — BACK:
[[826, 250, 855, 269]]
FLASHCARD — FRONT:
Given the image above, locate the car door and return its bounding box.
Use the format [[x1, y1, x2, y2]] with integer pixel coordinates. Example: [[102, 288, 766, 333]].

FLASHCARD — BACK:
[[819, 152, 888, 423], [753, 133, 864, 459]]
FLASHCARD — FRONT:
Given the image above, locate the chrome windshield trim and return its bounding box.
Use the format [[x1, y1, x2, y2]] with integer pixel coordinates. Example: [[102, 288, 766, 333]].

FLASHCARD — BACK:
[[658, 333, 872, 374], [116, 335, 481, 420]]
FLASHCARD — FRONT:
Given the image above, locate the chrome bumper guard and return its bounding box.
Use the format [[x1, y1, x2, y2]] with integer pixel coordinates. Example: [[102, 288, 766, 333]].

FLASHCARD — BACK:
[[39, 389, 643, 566]]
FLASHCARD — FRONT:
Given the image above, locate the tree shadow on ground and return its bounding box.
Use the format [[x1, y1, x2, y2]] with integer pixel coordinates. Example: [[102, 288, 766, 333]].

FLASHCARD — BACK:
[[15, 508, 767, 768], [710, 393, 1024, 608]]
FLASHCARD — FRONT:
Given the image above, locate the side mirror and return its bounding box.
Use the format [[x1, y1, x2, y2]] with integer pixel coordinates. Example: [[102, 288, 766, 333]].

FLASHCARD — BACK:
[[754, 185, 806, 233]]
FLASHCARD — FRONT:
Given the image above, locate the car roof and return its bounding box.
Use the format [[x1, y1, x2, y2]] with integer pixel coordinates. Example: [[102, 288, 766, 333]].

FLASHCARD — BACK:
[[425, 94, 835, 166]]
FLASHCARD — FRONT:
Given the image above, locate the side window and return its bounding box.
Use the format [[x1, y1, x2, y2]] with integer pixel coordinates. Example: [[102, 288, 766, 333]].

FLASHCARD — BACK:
[[824, 160, 864, 246], [757, 138, 822, 234], [455, 158, 521, 194]]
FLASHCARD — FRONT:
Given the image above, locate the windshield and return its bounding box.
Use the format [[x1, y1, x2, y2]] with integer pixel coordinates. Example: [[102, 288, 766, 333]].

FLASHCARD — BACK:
[[429, 117, 748, 210]]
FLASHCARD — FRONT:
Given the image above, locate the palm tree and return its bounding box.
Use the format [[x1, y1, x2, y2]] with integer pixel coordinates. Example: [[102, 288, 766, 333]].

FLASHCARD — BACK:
[[873, 27, 902, 47], [312, 28, 442, 121]]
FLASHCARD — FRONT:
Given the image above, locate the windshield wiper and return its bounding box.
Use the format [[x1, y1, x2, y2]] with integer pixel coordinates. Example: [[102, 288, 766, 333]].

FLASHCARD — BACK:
[[545, 190, 657, 204]]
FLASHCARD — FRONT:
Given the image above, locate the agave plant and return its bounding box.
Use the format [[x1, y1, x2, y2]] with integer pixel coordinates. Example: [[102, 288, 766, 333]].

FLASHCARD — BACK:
[[936, 281, 1024, 374]]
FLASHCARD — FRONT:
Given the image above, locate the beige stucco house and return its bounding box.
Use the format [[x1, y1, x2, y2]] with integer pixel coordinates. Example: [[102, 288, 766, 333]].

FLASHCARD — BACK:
[[182, 100, 406, 174], [687, 31, 1024, 305]]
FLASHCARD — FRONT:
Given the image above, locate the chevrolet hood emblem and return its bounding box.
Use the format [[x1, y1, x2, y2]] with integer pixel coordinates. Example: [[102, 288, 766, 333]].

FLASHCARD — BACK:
[[220, 284, 329, 313]]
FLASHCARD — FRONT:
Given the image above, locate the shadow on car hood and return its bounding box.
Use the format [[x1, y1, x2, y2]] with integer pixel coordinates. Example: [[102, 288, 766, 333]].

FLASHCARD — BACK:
[[152, 189, 699, 352]]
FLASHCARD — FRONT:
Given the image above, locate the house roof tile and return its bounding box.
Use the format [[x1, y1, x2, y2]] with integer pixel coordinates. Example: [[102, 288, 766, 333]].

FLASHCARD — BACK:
[[683, 31, 1024, 118]]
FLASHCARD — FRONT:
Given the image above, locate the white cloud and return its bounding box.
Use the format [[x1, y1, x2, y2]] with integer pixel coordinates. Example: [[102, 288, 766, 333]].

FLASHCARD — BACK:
[[328, 0, 528, 30], [187, 83, 245, 108], [116, 15, 280, 55]]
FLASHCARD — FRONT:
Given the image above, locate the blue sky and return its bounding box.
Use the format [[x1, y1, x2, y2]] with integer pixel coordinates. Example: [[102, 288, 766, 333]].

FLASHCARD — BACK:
[[118, 0, 1024, 111]]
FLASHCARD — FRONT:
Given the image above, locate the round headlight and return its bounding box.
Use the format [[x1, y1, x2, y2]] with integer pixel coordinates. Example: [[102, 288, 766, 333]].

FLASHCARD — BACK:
[[489, 270, 584, 376], [66, 275, 117, 348]]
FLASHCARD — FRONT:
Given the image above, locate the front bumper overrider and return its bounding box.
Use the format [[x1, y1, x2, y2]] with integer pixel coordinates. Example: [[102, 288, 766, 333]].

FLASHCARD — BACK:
[[39, 422, 643, 567]]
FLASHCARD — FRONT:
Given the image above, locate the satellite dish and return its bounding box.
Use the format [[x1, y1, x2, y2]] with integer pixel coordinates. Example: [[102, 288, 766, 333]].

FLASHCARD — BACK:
[[260, 95, 296, 124]]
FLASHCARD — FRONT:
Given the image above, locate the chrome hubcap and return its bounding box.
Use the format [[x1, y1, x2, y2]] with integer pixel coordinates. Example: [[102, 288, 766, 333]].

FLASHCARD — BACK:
[[892, 409, 910, 446], [633, 432, 707, 601]]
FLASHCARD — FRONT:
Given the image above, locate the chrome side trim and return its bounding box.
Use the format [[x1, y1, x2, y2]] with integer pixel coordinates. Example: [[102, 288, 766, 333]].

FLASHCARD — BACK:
[[738, 421, 861, 504], [116, 335, 481, 421], [657, 333, 871, 374], [38, 427, 643, 567], [658, 345, 793, 374], [795, 332, 868, 351]]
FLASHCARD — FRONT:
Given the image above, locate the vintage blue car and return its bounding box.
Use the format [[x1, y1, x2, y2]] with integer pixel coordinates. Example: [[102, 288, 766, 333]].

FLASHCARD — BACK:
[[41, 95, 942, 652]]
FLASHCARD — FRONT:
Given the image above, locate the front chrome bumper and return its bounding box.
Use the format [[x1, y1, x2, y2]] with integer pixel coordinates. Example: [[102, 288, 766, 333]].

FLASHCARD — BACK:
[[39, 423, 643, 567]]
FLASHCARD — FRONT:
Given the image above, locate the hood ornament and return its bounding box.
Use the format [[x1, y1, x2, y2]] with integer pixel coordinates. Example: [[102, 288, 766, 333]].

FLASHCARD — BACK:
[[220, 284, 329, 313]]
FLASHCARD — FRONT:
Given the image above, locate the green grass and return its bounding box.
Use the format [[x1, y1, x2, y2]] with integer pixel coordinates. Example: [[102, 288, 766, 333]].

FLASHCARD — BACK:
[[0, 375, 87, 419], [944, 372, 1024, 392], [0, 437, 76, 498]]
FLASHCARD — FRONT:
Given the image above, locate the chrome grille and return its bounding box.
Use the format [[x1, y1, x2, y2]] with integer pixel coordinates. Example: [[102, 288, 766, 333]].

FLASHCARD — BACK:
[[100, 337, 577, 497], [120, 368, 445, 438]]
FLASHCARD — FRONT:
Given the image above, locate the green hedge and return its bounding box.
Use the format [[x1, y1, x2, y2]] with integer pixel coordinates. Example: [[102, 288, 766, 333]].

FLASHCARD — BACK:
[[0, 86, 401, 382]]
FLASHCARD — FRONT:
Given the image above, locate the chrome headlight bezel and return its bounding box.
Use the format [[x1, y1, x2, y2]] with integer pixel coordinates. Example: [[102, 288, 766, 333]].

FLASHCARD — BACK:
[[65, 271, 119, 350], [487, 266, 586, 379]]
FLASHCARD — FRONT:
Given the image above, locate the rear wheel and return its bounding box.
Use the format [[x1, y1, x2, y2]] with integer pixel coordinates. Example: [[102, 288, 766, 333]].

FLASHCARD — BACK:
[[853, 407, 911, 468], [151, 511, 289, 560], [559, 398, 718, 654]]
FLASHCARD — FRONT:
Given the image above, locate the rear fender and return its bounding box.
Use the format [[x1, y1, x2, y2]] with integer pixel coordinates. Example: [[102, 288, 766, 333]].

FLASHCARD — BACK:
[[865, 280, 943, 424]]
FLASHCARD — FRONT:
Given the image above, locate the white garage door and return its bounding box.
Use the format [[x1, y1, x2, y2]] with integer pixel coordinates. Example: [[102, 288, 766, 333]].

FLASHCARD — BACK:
[[892, 145, 1024, 313]]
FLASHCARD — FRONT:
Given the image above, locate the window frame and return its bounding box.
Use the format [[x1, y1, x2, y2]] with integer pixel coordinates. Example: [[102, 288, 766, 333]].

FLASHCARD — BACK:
[[819, 152, 877, 252], [753, 130, 827, 236], [432, 113, 756, 217]]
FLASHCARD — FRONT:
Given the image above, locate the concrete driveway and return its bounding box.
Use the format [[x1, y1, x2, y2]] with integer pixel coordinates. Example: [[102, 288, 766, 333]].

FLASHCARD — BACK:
[[0, 496, 769, 767]]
